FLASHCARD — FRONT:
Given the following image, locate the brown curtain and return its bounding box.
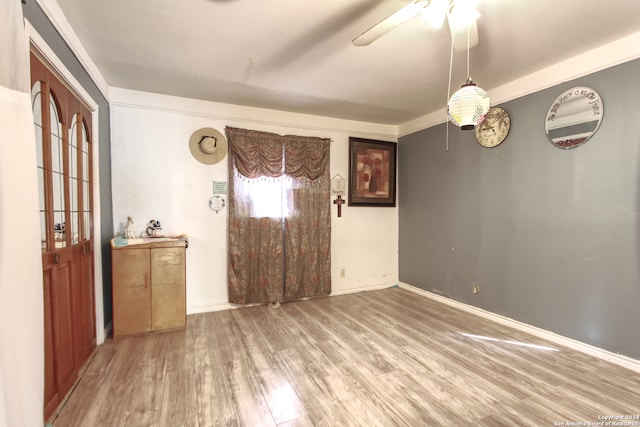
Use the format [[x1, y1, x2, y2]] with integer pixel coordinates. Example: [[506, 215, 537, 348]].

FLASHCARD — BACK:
[[226, 127, 331, 304]]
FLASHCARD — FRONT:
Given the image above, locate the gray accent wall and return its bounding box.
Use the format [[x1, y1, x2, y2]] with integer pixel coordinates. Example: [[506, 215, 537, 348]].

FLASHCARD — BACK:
[[399, 58, 640, 360], [23, 1, 114, 327]]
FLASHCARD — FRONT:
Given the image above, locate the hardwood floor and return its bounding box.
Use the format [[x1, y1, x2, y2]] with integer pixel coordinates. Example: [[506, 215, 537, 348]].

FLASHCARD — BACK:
[[51, 288, 640, 426]]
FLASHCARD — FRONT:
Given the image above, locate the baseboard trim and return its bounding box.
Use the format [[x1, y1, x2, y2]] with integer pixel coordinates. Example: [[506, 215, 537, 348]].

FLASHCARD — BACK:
[[102, 321, 112, 343], [399, 282, 640, 373], [187, 304, 234, 315], [185, 283, 397, 314], [330, 283, 396, 296]]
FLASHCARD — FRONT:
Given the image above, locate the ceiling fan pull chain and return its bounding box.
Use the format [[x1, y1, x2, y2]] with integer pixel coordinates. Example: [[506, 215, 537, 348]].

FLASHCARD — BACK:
[[466, 23, 471, 78], [445, 24, 456, 152]]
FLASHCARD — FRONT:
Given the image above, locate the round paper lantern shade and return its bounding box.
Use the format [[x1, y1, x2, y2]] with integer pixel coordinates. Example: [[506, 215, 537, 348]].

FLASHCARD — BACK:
[[447, 83, 491, 130]]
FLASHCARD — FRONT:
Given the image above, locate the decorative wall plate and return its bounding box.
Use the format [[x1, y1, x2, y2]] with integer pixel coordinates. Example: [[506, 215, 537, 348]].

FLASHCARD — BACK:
[[544, 87, 603, 149], [209, 194, 226, 213]]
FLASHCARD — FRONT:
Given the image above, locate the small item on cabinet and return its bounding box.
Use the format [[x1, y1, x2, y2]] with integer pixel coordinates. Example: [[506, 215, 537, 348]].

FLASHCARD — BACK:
[[146, 219, 163, 237], [112, 236, 128, 247], [177, 234, 189, 248], [124, 216, 136, 239]]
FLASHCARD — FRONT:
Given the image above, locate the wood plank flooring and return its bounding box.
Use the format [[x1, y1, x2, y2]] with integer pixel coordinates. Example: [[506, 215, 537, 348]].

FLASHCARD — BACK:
[[51, 288, 640, 426]]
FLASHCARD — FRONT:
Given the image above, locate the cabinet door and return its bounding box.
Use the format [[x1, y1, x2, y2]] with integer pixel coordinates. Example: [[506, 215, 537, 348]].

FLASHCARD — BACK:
[[112, 249, 151, 337], [151, 247, 186, 331]]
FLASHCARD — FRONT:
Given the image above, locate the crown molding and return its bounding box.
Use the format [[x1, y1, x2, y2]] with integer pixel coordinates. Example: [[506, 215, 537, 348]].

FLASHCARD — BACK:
[[398, 30, 640, 137], [110, 87, 399, 141], [33, 0, 110, 101]]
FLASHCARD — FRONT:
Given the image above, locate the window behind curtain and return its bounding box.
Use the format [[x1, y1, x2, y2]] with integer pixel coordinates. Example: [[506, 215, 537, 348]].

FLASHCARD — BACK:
[[226, 127, 331, 304]]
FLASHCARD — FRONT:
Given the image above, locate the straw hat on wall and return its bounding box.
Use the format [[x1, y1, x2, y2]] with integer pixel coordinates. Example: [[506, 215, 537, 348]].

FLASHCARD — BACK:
[[189, 127, 228, 165]]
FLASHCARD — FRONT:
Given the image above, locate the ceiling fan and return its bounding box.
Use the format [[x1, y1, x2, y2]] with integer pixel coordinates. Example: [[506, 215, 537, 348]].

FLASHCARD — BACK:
[[352, 0, 481, 50]]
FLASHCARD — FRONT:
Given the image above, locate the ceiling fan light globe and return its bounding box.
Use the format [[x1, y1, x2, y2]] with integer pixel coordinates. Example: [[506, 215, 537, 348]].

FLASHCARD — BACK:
[[456, 0, 481, 10], [396, 0, 430, 22], [449, 5, 480, 31], [420, 0, 448, 29], [447, 84, 490, 130]]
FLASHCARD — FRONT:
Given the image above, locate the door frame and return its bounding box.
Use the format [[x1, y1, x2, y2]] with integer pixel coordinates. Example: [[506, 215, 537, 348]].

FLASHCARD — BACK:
[[25, 20, 106, 345]]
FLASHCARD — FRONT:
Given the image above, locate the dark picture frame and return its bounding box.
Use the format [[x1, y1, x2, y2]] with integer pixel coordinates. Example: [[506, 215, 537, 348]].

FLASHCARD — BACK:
[[348, 137, 397, 207]]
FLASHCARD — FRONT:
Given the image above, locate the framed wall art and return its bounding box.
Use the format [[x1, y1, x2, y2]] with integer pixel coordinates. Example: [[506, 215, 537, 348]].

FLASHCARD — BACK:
[[348, 137, 397, 207]]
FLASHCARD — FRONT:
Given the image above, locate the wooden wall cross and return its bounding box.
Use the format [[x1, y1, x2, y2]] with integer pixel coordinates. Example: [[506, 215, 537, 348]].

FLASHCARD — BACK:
[[333, 195, 345, 217]]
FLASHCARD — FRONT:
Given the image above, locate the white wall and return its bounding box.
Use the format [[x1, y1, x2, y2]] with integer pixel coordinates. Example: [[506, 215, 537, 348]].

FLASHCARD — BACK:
[[110, 88, 399, 312], [0, 2, 44, 425], [0, 87, 44, 427]]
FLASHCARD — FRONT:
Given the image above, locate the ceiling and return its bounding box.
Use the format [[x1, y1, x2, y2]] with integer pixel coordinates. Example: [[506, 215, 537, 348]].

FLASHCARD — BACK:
[[53, 0, 640, 126]]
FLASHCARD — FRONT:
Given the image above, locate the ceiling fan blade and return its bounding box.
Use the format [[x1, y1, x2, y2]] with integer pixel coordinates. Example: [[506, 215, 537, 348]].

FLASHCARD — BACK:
[[352, 0, 429, 46], [449, 16, 479, 51]]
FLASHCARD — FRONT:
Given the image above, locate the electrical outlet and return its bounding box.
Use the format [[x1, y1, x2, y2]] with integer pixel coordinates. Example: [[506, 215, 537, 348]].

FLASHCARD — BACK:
[[472, 284, 479, 294], [340, 268, 346, 278]]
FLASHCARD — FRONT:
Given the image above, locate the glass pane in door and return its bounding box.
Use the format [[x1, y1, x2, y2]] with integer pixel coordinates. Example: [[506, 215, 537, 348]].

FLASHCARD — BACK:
[[31, 82, 47, 250], [69, 114, 79, 245], [50, 96, 66, 249], [82, 123, 91, 241]]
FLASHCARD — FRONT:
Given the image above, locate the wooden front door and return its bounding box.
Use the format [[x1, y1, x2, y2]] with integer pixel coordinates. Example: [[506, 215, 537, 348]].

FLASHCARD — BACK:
[[30, 52, 96, 421]]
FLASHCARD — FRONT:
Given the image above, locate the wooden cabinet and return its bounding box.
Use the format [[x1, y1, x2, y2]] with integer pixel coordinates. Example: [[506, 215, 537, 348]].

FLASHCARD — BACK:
[[111, 239, 186, 338]]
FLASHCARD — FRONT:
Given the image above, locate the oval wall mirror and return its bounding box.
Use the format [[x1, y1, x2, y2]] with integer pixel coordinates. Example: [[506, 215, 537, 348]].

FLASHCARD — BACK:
[[544, 87, 604, 149]]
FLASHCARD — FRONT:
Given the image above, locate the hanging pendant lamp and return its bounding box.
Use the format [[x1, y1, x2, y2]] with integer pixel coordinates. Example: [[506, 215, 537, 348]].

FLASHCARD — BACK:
[[445, 1, 489, 131], [447, 77, 490, 130]]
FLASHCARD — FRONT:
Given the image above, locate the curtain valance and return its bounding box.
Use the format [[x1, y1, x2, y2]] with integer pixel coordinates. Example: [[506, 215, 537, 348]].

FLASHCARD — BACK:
[[226, 127, 330, 180]]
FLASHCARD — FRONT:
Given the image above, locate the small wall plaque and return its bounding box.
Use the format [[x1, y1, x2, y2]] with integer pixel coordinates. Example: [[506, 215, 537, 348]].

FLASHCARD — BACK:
[[213, 181, 228, 194], [331, 174, 345, 196]]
